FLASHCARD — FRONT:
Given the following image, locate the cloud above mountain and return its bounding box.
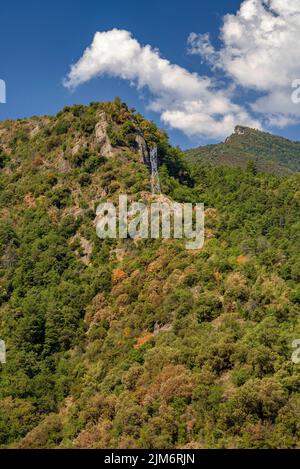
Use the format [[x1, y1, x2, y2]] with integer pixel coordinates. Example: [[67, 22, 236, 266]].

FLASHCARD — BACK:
[[188, 0, 300, 127], [64, 1, 300, 140], [63, 29, 260, 140]]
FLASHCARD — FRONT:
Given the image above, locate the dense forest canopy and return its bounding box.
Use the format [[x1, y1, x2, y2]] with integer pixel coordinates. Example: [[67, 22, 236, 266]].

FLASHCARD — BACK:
[[0, 99, 299, 449]]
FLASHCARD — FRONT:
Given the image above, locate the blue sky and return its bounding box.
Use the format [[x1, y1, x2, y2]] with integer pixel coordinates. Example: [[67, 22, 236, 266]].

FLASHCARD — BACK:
[[1, 0, 300, 149]]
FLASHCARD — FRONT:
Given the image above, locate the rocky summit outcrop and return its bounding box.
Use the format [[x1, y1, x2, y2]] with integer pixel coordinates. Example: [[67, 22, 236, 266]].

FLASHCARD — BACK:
[[234, 125, 248, 136]]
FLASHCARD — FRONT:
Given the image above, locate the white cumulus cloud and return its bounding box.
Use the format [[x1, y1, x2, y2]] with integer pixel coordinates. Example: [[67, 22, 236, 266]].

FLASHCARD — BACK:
[[188, 0, 300, 127], [64, 28, 260, 140]]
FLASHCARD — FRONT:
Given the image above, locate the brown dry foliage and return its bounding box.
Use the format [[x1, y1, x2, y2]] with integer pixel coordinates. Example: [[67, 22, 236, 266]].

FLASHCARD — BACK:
[[112, 269, 127, 284], [143, 365, 196, 404]]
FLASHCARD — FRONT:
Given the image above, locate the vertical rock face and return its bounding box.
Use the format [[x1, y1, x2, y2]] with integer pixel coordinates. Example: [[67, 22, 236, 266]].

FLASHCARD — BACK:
[[95, 111, 114, 157], [0, 340, 5, 364], [149, 145, 161, 194], [135, 131, 150, 166]]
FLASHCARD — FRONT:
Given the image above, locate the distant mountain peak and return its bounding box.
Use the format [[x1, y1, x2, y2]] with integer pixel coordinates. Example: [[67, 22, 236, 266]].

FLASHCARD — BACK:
[[185, 126, 300, 176]]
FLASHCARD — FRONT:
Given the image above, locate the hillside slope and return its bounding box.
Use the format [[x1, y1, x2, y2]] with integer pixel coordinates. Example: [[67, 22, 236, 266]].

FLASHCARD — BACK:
[[185, 126, 300, 176], [0, 101, 299, 449]]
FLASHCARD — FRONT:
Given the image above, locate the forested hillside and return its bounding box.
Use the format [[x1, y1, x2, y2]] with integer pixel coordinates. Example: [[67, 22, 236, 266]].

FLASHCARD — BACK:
[[0, 100, 299, 449], [185, 126, 300, 176]]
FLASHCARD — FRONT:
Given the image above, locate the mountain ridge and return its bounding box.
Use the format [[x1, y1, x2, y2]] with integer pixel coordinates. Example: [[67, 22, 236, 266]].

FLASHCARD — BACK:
[[185, 125, 300, 176], [0, 100, 299, 449]]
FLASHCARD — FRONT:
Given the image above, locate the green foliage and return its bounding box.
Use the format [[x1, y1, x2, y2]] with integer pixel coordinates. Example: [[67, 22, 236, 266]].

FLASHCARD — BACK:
[[0, 148, 9, 169], [197, 293, 223, 323], [0, 101, 299, 449], [54, 119, 71, 135]]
